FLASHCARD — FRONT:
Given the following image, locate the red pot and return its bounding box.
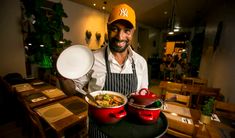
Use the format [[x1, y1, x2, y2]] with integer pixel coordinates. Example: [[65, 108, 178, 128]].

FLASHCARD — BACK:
[[85, 91, 127, 124], [129, 88, 158, 105], [127, 100, 162, 124]]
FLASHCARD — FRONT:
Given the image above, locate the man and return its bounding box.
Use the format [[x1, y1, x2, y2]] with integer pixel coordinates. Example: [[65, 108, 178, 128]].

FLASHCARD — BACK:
[[74, 3, 148, 96]]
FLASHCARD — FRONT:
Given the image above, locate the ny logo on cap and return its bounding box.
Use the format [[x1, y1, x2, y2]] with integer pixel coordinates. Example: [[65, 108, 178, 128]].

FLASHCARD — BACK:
[[119, 8, 128, 17]]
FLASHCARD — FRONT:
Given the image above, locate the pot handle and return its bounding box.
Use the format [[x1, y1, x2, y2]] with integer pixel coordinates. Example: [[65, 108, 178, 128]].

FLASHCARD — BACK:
[[138, 88, 157, 98], [110, 109, 127, 119], [138, 111, 154, 121], [139, 88, 150, 95]]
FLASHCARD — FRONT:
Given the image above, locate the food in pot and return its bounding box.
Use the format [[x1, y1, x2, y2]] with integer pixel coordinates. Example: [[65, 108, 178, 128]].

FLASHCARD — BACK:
[[91, 94, 124, 107], [85, 91, 127, 124]]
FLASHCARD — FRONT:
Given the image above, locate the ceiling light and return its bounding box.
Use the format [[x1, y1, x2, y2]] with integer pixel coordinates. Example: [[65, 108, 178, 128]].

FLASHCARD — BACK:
[[102, 1, 107, 10], [168, 31, 174, 35], [174, 28, 179, 32], [168, 0, 176, 35], [59, 41, 64, 44], [175, 26, 180, 29], [93, 3, 96, 6]]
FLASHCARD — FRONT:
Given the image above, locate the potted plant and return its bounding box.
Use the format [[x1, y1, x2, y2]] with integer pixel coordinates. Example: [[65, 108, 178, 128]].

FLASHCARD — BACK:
[[21, 0, 72, 77], [200, 97, 215, 124]]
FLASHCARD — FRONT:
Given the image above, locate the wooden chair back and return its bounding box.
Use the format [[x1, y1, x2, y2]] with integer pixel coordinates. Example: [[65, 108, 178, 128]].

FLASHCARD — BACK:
[[182, 77, 194, 85], [165, 92, 191, 107], [182, 77, 207, 86], [181, 84, 201, 108], [199, 87, 220, 98], [193, 78, 208, 86], [21, 100, 47, 138], [182, 84, 201, 95], [214, 100, 235, 121], [3, 72, 25, 85], [196, 87, 220, 109], [159, 81, 168, 88], [49, 75, 58, 87], [165, 82, 183, 93]]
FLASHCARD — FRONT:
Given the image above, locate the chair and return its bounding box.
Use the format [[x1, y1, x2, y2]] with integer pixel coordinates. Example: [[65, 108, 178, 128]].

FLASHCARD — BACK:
[[20, 99, 56, 138], [3, 72, 25, 85], [182, 77, 194, 85], [181, 84, 201, 95], [214, 100, 235, 121], [181, 84, 201, 108], [49, 74, 59, 87], [165, 82, 183, 94], [165, 92, 191, 107], [196, 87, 220, 109], [159, 81, 168, 89], [193, 78, 208, 86]]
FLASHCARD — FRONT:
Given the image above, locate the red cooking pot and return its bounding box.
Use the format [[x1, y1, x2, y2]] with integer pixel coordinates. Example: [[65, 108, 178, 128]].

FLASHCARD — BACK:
[[85, 91, 127, 124], [127, 89, 162, 124], [127, 100, 162, 124], [129, 88, 158, 105]]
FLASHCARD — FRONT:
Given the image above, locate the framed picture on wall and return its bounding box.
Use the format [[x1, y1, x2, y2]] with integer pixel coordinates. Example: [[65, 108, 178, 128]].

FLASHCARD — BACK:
[[213, 21, 223, 51]]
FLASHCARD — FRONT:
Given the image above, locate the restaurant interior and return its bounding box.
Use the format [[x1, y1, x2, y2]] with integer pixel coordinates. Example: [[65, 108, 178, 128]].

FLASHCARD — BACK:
[[0, 0, 235, 138]]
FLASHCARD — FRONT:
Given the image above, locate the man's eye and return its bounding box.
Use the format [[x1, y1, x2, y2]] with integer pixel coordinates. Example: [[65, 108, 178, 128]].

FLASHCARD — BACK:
[[124, 29, 131, 34], [110, 26, 118, 32]]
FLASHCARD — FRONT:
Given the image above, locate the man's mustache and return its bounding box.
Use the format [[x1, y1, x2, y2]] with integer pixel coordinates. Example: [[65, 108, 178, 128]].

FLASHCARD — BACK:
[[112, 38, 128, 43]]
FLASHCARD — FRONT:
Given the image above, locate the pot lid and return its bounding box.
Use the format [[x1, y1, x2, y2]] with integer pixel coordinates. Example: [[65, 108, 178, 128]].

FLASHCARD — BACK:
[[128, 88, 159, 107], [56, 45, 94, 79]]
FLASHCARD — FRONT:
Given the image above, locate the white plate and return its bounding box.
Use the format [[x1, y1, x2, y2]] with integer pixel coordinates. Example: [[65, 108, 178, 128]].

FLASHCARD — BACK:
[[56, 45, 94, 79]]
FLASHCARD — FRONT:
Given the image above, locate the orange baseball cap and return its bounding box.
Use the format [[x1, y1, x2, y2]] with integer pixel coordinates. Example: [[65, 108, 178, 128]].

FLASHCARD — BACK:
[[108, 3, 136, 29]]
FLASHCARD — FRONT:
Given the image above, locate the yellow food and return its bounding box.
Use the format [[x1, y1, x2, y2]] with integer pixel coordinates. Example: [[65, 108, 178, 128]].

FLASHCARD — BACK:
[[93, 94, 124, 107]]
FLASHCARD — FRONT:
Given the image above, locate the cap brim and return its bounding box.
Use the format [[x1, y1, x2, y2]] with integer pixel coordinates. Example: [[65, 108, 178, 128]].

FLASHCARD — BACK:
[[108, 19, 135, 29]]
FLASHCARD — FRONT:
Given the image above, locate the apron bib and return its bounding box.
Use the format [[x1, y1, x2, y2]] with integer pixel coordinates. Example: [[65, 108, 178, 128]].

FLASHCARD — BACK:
[[102, 47, 138, 95]]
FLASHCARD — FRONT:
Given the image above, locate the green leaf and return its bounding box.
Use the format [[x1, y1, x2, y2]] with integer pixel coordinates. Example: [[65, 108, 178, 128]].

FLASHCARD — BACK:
[[53, 33, 61, 41]]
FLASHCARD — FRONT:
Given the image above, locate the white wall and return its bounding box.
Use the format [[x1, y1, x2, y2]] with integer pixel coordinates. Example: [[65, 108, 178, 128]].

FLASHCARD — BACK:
[[200, 1, 235, 103], [0, 0, 26, 77], [62, 0, 108, 50]]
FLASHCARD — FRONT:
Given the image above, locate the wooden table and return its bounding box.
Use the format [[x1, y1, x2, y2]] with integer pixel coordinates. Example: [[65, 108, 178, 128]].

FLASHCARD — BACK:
[[34, 96, 88, 137], [162, 103, 235, 138], [14, 82, 67, 108], [162, 103, 195, 137]]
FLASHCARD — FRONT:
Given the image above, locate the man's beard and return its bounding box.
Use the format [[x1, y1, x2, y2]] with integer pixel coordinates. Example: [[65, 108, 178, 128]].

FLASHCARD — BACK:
[[109, 38, 129, 53]]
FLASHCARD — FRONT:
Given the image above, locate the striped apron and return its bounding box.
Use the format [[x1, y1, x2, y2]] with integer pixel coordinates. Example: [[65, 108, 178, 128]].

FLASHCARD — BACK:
[[89, 47, 138, 138]]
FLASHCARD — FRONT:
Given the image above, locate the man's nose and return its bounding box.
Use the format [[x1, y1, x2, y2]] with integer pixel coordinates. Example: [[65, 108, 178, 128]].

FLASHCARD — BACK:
[[117, 30, 125, 40]]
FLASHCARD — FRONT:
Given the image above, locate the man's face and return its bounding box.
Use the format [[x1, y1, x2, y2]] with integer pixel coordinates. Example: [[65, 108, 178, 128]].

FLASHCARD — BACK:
[[108, 20, 134, 53]]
